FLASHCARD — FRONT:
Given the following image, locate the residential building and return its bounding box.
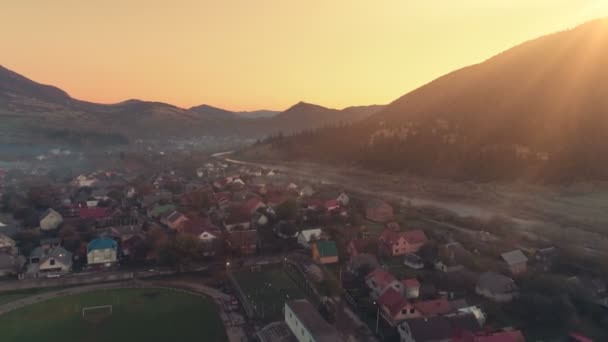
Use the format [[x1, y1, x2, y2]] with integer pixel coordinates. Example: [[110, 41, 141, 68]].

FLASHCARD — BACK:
[[312, 240, 338, 264], [364, 199, 393, 223], [87, 238, 118, 266], [398, 313, 481, 342], [379, 229, 428, 256], [475, 272, 518, 302], [501, 250, 528, 275], [40, 208, 63, 231], [28, 246, 72, 277], [366, 268, 403, 300], [284, 299, 343, 342], [297, 228, 323, 248]]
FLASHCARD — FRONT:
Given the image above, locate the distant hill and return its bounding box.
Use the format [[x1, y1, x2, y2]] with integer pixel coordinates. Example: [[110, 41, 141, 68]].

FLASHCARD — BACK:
[[0, 66, 380, 144], [256, 19, 608, 182]]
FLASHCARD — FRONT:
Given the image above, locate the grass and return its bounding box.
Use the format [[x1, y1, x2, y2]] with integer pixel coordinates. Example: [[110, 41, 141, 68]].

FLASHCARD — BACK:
[[233, 264, 308, 323], [0, 288, 227, 342], [0, 288, 60, 306]]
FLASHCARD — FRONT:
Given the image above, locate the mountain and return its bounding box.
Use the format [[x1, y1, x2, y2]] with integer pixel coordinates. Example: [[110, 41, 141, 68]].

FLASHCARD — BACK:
[[0, 66, 380, 144], [235, 110, 279, 119], [267, 101, 385, 133], [256, 19, 608, 182]]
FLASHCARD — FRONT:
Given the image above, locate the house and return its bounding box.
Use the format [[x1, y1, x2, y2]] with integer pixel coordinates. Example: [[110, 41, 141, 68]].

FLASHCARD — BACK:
[[398, 313, 481, 342], [336, 192, 350, 206], [0, 233, 16, 251], [377, 287, 418, 326], [224, 205, 252, 231], [475, 272, 518, 302], [346, 238, 376, 259], [87, 238, 118, 266], [40, 208, 63, 231], [297, 228, 323, 248], [452, 330, 526, 342], [180, 218, 221, 242], [27, 246, 72, 277], [366, 268, 403, 300], [412, 297, 452, 317], [365, 199, 393, 223], [379, 229, 428, 256], [402, 278, 421, 299], [312, 240, 338, 264], [227, 230, 257, 256], [299, 185, 315, 197], [166, 211, 189, 230], [284, 299, 343, 342], [243, 197, 267, 214], [500, 250, 528, 275], [78, 207, 108, 220], [403, 254, 425, 270], [0, 248, 25, 277]]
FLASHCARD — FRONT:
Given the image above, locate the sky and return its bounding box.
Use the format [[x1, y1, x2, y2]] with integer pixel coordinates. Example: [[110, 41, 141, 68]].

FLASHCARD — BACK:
[[1, 1, 608, 111]]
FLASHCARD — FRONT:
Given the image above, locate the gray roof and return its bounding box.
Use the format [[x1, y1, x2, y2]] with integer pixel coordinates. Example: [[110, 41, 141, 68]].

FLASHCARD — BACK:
[[30, 246, 72, 266], [286, 300, 342, 342], [501, 250, 528, 265], [477, 272, 517, 294]]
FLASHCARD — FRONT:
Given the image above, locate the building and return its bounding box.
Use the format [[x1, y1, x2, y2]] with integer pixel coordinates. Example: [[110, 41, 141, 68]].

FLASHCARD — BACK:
[[475, 272, 518, 302], [402, 278, 421, 299], [312, 240, 338, 264], [87, 238, 118, 266], [364, 199, 394, 223], [297, 228, 323, 248], [366, 268, 403, 300], [40, 208, 63, 231], [379, 229, 428, 256], [501, 250, 528, 275], [398, 313, 481, 342], [284, 299, 343, 342], [28, 246, 72, 277], [166, 211, 188, 230]]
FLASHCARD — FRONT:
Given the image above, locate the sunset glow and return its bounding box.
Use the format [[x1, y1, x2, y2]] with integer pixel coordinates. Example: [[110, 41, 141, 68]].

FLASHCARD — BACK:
[[2, 0, 607, 111]]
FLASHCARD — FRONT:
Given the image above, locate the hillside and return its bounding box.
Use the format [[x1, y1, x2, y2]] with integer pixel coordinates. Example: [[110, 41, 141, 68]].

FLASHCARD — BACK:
[[255, 19, 608, 182], [0, 66, 379, 144]]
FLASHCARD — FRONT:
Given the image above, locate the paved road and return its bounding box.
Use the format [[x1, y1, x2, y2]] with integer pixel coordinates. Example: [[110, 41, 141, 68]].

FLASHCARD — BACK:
[[0, 279, 248, 342]]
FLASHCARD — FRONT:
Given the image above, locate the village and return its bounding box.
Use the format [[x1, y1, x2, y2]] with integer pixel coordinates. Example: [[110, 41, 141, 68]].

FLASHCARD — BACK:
[[0, 151, 606, 342]]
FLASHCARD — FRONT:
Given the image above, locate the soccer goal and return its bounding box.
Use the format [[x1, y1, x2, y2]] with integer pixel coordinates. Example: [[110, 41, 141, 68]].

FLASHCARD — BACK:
[[82, 305, 113, 323]]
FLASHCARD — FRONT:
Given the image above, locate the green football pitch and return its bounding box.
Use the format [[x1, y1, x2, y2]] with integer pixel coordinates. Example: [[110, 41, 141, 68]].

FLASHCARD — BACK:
[[0, 288, 228, 342]]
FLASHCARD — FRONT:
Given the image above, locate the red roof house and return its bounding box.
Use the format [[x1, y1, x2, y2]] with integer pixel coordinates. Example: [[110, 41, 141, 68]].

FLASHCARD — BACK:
[[379, 229, 428, 256]]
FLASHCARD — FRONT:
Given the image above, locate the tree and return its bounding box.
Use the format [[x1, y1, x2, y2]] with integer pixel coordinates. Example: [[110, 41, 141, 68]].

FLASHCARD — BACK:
[[159, 235, 202, 269], [275, 199, 297, 221], [27, 184, 60, 208]]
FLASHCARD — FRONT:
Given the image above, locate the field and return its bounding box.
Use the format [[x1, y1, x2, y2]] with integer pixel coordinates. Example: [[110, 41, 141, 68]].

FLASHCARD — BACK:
[[233, 264, 308, 323], [0, 288, 227, 342]]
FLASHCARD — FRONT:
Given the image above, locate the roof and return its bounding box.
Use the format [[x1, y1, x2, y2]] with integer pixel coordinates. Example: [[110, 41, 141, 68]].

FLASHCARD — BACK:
[[378, 287, 409, 316], [470, 330, 526, 342], [366, 268, 398, 290], [380, 229, 427, 245], [0, 233, 16, 249], [32, 246, 72, 265], [149, 204, 176, 217], [501, 250, 528, 265], [166, 211, 185, 223], [365, 199, 391, 209], [403, 230, 428, 244], [299, 229, 322, 242], [413, 297, 452, 316], [477, 272, 517, 294], [285, 300, 342, 342], [404, 314, 480, 342], [79, 207, 108, 220], [402, 278, 421, 289], [181, 218, 219, 236], [316, 240, 338, 258], [87, 238, 117, 252], [224, 205, 251, 225], [41, 208, 61, 220]]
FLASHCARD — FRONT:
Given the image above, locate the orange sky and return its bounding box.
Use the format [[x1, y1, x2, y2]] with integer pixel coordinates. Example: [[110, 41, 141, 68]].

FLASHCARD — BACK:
[[2, 1, 607, 111]]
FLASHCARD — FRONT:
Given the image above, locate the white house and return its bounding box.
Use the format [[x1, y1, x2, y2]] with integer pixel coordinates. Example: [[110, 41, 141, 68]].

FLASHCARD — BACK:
[[337, 192, 350, 206], [285, 299, 343, 342], [40, 209, 63, 231], [87, 238, 118, 266], [297, 228, 323, 248], [28, 246, 72, 277]]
